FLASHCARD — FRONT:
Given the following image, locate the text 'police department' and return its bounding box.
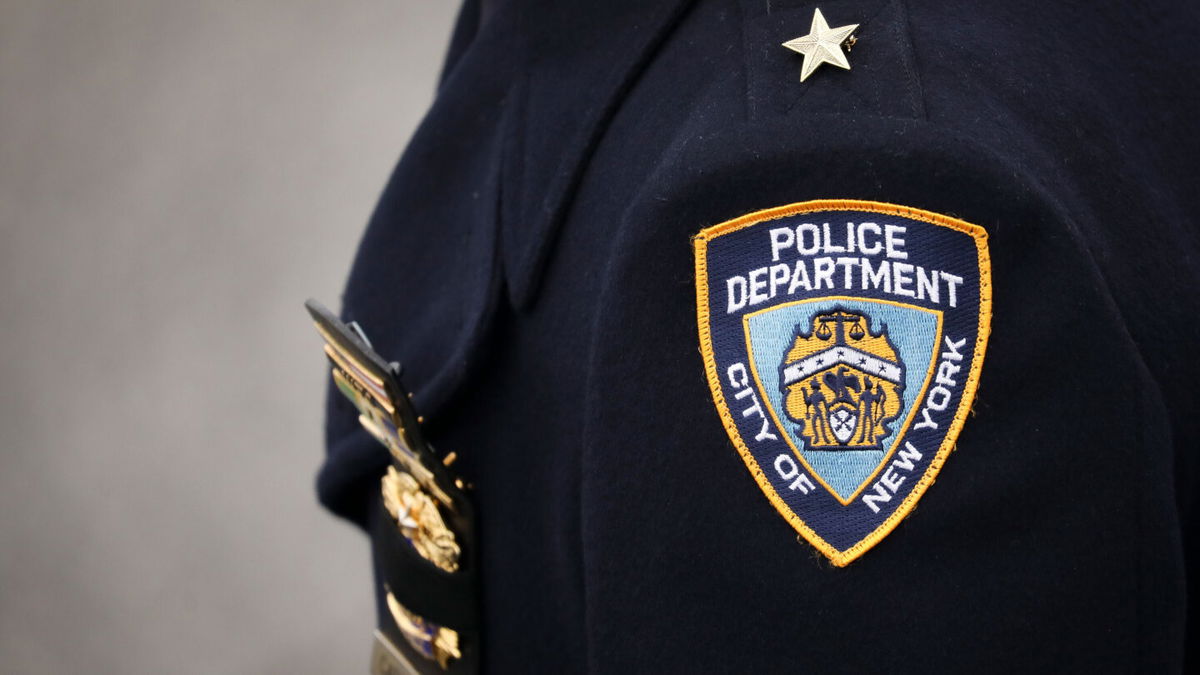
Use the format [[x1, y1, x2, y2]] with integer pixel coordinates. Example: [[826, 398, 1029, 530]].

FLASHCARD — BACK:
[[724, 221, 964, 313]]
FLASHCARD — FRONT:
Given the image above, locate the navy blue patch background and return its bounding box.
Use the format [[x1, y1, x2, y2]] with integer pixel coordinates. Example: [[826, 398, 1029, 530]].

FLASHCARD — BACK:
[[705, 209, 982, 551]]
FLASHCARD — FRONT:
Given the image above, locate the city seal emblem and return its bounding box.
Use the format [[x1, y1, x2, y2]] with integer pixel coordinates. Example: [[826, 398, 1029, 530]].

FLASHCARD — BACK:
[[693, 200, 991, 565]]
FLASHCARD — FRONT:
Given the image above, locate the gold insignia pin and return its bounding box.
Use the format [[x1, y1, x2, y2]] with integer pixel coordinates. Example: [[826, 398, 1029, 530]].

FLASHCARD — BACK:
[[385, 588, 462, 670], [782, 8, 859, 82]]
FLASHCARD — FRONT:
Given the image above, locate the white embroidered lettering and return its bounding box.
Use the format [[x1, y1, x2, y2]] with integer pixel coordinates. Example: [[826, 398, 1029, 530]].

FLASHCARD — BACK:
[[935, 360, 961, 387], [913, 408, 938, 430], [788, 259, 812, 293], [822, 222, 846, 253], [769, 227, 794, 261], [774, 454, 816, 494], [748, 267, 769, 305], [769, 263, 791, 298], [892, 262, 915, 297], [813, 257, 835, 290], [858, 222, 882, 255], [862, 483, 891, 513], [796, 223, 821, 255], [942, 272, 963, 308], [861, 257, 891, 293], [893, 442, 922, 471], [926, 386, 951, 411], [880, 465, 904, 492], [835, 256, 858, 289], [727, 362, 777, 441], [863, 441, 923, 513], [942, 336, 966, 361], [884, 224, 908, 260], [726, 276, 748, 313], [916, 266, 939, 304]]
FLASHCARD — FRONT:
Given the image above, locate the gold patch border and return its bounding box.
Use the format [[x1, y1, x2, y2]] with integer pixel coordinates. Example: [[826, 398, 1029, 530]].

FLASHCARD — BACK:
[[692, 199, 992, 567]]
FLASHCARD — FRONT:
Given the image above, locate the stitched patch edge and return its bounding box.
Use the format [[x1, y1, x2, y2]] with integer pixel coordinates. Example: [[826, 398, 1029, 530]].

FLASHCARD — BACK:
[[693, 199, 992, 566]]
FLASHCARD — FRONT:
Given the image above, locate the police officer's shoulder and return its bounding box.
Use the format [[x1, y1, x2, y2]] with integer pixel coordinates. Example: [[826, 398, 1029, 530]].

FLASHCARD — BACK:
[[313, 2, 1200, 672]]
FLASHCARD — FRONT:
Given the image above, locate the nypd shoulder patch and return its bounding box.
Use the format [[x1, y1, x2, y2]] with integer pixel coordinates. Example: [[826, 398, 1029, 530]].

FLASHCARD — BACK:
[[693, 200, 991, 566]]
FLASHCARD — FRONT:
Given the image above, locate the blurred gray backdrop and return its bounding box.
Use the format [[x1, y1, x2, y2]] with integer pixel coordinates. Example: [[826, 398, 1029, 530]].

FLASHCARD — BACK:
[[0, 1, 459, 672]]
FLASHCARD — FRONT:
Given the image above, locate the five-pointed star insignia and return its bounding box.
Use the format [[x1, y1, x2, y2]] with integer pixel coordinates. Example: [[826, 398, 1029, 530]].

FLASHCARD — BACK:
[[782, 8, 859, 82]]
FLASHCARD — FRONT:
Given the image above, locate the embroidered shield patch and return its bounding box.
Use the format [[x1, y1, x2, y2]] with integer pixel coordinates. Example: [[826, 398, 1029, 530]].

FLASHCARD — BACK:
[[693, 200, 991, 566]]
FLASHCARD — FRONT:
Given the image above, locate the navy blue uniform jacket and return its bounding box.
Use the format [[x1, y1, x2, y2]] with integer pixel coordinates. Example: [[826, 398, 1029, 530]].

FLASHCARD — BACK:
[[319, 0, 1200, 671]]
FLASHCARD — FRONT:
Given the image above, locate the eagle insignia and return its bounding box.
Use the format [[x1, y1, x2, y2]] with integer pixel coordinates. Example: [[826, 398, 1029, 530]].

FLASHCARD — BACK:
[[694, 200, 991, 565], [781, 308, 904, 450]]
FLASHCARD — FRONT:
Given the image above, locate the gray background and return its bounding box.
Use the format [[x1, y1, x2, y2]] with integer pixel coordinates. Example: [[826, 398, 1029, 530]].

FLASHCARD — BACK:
[[0, 1, 459, 672]]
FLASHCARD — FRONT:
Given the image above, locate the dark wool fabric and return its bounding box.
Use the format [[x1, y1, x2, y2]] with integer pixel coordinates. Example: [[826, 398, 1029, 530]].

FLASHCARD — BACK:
[[319, 0, 1199, 671]]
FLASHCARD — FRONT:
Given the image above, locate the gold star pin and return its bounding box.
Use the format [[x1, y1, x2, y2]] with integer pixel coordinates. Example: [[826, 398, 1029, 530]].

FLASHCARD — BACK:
[[782, 8, 859, 82]]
